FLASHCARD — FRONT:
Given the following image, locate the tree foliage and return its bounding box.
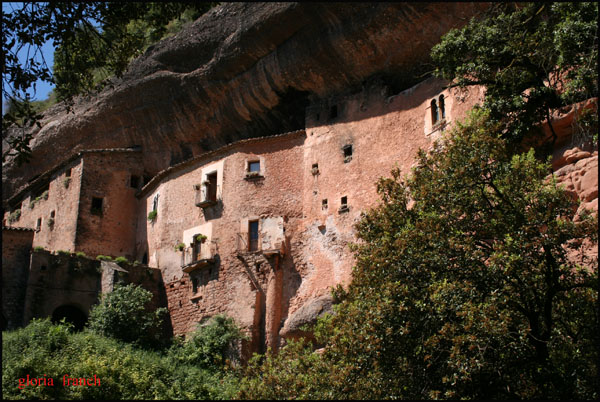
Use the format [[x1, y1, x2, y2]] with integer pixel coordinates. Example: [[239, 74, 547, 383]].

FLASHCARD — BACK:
[[2, 2, 217, 164], [431, 2, 598, 147], [87, 283, 167, 348], [239, 110, 598, 399]]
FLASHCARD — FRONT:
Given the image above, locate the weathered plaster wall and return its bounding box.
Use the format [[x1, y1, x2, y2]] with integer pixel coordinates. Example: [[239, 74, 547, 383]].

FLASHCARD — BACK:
[[1, 227, 35, 329]]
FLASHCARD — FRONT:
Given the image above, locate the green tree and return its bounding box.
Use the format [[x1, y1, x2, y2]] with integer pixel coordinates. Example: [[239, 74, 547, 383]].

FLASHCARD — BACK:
[[239, 110, 598, 399], [2, 2, 217, 165], [431, 2, 598, 148], [168, 315, 247, 371], [87, 283, 167, 348]]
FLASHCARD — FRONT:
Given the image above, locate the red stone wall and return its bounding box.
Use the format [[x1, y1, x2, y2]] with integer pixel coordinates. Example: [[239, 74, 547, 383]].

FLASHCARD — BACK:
[[75, 151, 144, 259], [3, 159, 83, 252], [139, 132, 305, 353], [1, 227, 35, 329]]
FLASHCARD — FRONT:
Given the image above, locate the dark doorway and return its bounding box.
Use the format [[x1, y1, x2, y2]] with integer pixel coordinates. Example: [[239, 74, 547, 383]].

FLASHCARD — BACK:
[[52, 305, 88, 331]]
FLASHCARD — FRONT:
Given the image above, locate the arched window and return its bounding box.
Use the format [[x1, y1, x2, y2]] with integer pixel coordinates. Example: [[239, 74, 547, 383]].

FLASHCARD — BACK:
[[439, 94, 445, 120], [431, 99, 439, 124]]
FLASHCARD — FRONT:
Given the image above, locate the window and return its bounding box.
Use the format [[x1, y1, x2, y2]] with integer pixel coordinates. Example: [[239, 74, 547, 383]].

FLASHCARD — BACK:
[[192, 276, 199, 293], [248, 220, 259, 251], [312, 163, 319, 175], [65, 168, 71, 178], [339, 196, 349, 213], [130, 175, 140, 189], [91, 197, 103, 215], [205, 172, 218, 202], [439, 94, 445, 120], [329, 105, 338, 120], [193, 235, 202, 262], [152, 193, 159, 212], [36, 218, 42, 230], [248, 161, 260, 173], [431, 99, 439, 125], [322, 199, 328, 210], [343, 145, 353, 163]]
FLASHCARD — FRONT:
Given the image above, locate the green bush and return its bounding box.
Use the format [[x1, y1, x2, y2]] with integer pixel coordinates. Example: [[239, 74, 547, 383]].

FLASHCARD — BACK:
[[167, 315, 247, 371], [87, 284, 167, 348], [56, 250, 70, 256], [95, 255, 112, 261], [63, 177, 71, 188], [75, 251, 87, 258], [147, 210, 157, 222], [114, 256, 129, 265], [174, 242, 186, 251], [2, 319, 239, 400], [33, 246, 46, 252], [7, 209, 21, 223]]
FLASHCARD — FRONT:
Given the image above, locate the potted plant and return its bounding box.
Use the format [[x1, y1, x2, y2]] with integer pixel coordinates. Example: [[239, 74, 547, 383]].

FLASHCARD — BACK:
[[175, 242, 186, 251], [196, 234, 207, 243]]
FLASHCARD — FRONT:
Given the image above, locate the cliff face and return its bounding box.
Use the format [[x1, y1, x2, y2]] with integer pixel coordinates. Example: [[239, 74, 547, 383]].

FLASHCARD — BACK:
[[2, 2, 490, 202]]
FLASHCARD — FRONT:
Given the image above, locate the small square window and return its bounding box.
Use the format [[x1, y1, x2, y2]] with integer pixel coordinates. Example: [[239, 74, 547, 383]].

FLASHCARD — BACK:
[[130, 175, 140, 189], [65, 168, 72, 178], [322, 199, 328, 209], [248, 161, 260, 172], [91, 197, 103, 215], [341, 196, 347, 207]]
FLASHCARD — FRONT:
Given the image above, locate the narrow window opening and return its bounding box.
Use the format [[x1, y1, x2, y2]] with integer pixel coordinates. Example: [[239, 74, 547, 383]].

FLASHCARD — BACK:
[[91, 197, 103, 215], [142, 253, 148, 265], [36, 218, 42, 230], [329, 104, 338, 120], [343, 145, 353, 163], [193, 236, 202, 262], [50, 210, 55, 218], [431, 99, 439, 124], [248, 220, 259, 251], [192, 276, 198, 293], [322, 199, 328, 210], [152, 194, 159, 212], [439, 94, 445, 120], [341, 196, 347, 207], [205, 172, 218, 202], [312, 163, 319, 175], [130, 175, 140, 189], [65, 168, 72, 178]]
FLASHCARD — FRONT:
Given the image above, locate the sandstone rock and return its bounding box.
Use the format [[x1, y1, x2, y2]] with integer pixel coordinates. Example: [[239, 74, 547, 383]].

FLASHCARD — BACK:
[[280, 294, 334, 339], [2, 2, 490, 202]]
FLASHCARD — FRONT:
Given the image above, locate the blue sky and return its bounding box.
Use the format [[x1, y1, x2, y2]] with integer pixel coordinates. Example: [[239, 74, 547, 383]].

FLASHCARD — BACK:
[[3, 2, 56, 102]]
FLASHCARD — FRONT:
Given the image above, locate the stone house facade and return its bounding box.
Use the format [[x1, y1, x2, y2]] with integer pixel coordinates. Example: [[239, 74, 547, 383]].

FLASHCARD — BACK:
[[3, 77, 596, 356]]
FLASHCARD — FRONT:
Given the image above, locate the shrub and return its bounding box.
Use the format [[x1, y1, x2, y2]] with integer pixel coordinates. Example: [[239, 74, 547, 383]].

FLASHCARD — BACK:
[[63, 177, 71, 188], [87, 283, 167, 348], [56, 250, 70, 256], [33, 246, 46, 252], [7, 209, 21, 223], [47, 217, 54, 228], [167, 315, 247, 371], [96, 255, 113, 261], [75, 251, 87, 258], [174, 242, 186, 251], [147, 210, 157, 222], [114, 256, 129, 265]]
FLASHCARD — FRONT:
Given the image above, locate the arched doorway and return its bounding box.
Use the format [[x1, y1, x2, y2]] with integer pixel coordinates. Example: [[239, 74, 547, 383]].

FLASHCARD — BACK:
[[51, 305, 87, 331]]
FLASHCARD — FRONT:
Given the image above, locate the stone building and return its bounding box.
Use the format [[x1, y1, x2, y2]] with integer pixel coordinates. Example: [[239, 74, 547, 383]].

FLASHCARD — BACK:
[[2, 76, 597, 357]]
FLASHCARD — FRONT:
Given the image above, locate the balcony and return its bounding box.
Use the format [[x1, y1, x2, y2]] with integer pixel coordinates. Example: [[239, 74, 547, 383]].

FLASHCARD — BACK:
[[195, 184, 221, 208], [181, 241, 216, 273], [236, 233, 285, 257]]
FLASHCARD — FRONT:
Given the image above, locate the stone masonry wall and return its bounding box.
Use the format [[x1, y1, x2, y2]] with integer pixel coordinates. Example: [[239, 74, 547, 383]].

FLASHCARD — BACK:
[[76, 151, 144, 260], [1, 227, 35, 329]]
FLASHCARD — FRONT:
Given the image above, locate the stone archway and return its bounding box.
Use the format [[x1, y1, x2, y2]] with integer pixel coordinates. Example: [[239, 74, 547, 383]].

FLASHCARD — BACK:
[[51, 305, 88, 331]]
